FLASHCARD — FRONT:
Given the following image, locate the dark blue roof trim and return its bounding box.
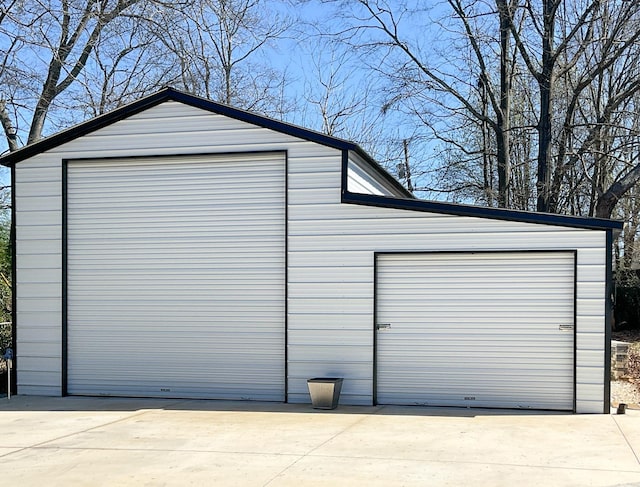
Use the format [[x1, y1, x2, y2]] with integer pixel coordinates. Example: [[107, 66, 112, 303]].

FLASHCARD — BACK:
[[1, 89, 171, 165], [0, 88, 410, 197], [169, 91, 411, 197], [342, 191, 623, 230], [170, 90, 357, 150], [0, 87, 622, 230]]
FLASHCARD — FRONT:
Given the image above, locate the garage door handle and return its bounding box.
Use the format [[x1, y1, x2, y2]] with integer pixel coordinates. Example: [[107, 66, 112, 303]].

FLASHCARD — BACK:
[[559, 324, 574, 331], [376, 323, 391, 330]]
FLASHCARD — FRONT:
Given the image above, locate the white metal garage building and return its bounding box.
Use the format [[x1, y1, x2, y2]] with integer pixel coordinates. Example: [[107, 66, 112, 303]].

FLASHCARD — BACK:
[[2, 88, 622, 413]]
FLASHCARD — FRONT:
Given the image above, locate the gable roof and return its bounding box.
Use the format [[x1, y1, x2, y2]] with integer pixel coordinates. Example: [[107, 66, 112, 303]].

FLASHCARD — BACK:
[[0, 87, 622, 231], [0, 87, 410, 197]]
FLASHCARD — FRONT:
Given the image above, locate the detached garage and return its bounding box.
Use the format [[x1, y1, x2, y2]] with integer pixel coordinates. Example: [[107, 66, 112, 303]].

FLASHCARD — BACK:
[[2, 88, 622, 413]]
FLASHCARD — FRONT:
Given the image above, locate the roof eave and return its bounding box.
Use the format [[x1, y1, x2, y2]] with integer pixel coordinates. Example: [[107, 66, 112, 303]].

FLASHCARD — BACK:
[[0, 89, 175, 166], [0, 87, 362, 166], [342, 191, 624, 231], [1, 87, 624, 232]]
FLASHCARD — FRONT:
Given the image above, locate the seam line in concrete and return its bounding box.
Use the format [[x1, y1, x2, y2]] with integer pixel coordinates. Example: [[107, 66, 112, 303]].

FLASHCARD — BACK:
[[300, 452, 640, 474], [260, 455, 306, 487], [0, 409, 152, 460], [612, 414, 640, 466], [261, 408, 383, 486], [27, 445, 302, 456], [17, 444, 640, 475]]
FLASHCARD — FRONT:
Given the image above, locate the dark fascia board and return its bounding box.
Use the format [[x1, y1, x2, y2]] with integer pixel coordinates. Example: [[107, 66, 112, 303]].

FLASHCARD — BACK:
[[175, 90, 411, 197], [0, 87, 413, 197], [1, 87, 621, 230], [2, 88, 355, 164], [342, 191, 623, 231], [1, 89, 172, 166], [0, 86, 395, 196]]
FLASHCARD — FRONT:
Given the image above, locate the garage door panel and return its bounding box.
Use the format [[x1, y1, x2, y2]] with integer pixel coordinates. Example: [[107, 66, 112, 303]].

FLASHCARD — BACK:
[[68, 381, 280, 401], [376, 252, 575, 410], [66, 153, 285, 401]]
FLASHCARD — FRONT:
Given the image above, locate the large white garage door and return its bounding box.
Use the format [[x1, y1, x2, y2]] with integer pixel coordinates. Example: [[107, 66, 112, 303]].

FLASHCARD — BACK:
[[376, 252, 575, 410], [66, 153, 286, 400]]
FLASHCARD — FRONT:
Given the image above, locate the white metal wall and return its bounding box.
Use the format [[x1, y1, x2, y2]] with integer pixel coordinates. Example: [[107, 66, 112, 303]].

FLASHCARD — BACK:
[[14, 159, 62, 395], [287, 155, 606, 413], [13, 99, 610, 412], [65, 153, 285, 400], [14, 101, 336, 396], [376, 252, 575, 410]]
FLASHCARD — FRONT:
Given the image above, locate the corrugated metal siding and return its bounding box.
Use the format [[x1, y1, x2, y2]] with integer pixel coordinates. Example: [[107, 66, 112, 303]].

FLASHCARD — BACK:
[[287, 181, 606, 412], [13, 100, 610, 412], [14, 101, 333, 397], [375, 252, 575, 410], [15, 156, 63, 395], [66, 153, 285, 400], [287, 156, 610, 412]]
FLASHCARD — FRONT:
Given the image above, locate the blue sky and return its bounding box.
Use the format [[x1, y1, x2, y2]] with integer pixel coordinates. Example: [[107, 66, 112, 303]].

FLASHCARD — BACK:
[[0, 0, 451, 197]]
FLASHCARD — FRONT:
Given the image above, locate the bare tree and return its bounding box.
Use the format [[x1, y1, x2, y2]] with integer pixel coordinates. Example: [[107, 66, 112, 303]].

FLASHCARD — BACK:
[[28, 0, 144, 143], [500, 0, 640, 214], [323, 0, 520, 206], [297, 38, 384, 142], [324, 0, 640, 218], [0, 0, 26, 152], [0, 0, 296, 153], [0, 0, 156, 151], [69, 3, 181, 118], [159, 0, 292, 113]]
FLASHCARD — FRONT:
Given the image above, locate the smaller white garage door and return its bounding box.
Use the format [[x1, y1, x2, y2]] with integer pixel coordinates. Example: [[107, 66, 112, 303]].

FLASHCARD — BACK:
[[376, 252, 575, 410]]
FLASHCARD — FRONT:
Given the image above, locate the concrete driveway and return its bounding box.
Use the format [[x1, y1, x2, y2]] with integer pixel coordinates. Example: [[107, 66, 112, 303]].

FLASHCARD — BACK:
[[0, 396, 638, 486]]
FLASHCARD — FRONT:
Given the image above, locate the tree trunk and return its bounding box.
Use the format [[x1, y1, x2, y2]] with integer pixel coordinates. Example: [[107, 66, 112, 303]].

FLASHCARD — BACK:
[[536, 0, 556, 212], [0, 101, 19, 152], [495, 129, 510, 207], [27, 98, 53, 144], [402, 139, 414, 193], [595, 163, 640, 218], [28, 52, 63, 143], [496, 0, 512, 208], [479, 78, 492, 206]]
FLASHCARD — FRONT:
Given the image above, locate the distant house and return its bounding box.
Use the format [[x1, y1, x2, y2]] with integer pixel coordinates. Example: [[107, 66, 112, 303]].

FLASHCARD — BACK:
[[1, 88, 622, 413]]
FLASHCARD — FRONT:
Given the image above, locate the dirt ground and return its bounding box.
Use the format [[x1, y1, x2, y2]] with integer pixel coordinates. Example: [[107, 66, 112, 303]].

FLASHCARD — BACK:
[[612, 328, 640, 379], [612, 329, 640, 409]]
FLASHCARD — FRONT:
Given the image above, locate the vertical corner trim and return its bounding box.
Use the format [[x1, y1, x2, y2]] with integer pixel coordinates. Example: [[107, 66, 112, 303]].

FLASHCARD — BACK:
[[604, 229, 613, 414], [10, 163, 17, 395], [340, 151, 349, 201], [372, 252, 378, 406], [572, 249, 578, 413], [61, 161, 68, 396], [284, 151, 289, 403]]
